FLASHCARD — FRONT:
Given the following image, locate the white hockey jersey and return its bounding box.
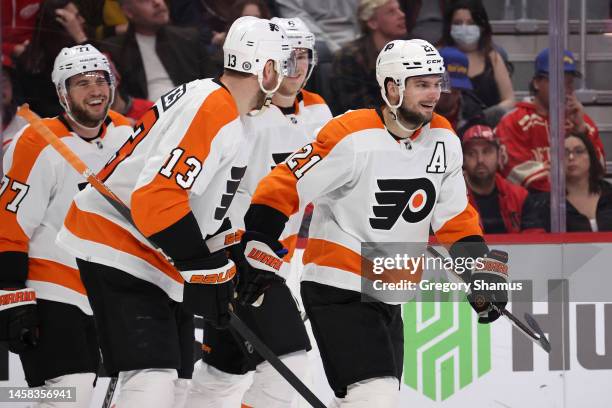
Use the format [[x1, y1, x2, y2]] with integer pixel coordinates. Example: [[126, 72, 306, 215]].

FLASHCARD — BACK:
[[229, 90, 332, 259], [0, 112, 132, 314], [250, 109, 483, 298], [57, 79, 248, 301]]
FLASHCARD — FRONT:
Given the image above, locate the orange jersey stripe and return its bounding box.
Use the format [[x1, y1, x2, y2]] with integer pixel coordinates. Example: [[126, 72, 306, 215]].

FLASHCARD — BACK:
[[280, 233, 298, 261], [410, 112, 455, 141], [0, 120, 72, 253], [251, 109, 384, 218], [435, 203, 483, 245], [64, 202, 182, 282], [131, 88, 239, 238], [301, 89, 326, 107], [303, 238, 423, 283], [28, 258, 86, 295]]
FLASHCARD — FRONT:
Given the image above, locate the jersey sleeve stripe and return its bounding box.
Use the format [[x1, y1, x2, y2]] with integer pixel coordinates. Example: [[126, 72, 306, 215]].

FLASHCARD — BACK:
[[64, 202, 182, 282], [131, 88, 239, 238], [434, 203, 483, 245], [0, 121, 71, 252], [251, 109, 383, 217], [303, 238, 423, 284], [28, 258, 86, 295]]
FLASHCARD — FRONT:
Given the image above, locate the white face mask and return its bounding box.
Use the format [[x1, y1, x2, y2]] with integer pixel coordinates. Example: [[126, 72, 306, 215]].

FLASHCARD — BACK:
[[450, 24, 481, 47]]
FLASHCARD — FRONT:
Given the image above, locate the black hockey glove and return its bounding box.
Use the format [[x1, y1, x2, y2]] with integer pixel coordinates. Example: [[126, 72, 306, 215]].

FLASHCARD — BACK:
[[236, 231, 289, 306], [467, 250, 509, 324], [176, 251, 236, 329], [0, 287, 39, 353]]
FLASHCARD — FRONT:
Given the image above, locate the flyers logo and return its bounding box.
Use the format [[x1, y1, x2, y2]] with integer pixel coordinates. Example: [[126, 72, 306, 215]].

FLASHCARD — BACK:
[[271, 152, 292, 170], [214, 166, 246, 220], [369, 178, 436, 230]]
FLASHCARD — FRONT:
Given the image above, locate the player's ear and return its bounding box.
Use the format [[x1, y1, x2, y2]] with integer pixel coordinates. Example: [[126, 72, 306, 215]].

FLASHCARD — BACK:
[[385, 78, 400, 105], [261, 60, 279, 89]]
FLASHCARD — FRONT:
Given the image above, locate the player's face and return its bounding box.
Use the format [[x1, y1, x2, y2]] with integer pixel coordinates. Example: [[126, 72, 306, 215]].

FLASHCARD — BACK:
[[565, 136, 590, 180], [278, 48, 310, 97], [463, 140, 498, 183], [399, 75, 443, 125], [65, 71, 111, 127]]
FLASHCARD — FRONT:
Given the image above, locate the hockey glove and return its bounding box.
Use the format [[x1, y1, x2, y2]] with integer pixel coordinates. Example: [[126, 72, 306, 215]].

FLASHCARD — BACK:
[[176, 251, 236, 329], [236, 231, 289, 306], [0, 288, 39, 353], [468, 250, 509, 324]]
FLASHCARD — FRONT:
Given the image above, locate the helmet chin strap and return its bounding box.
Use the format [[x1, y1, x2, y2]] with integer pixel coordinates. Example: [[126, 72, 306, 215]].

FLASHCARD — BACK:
[[382, 91, 423, 137], [248, 65, 284, 117]]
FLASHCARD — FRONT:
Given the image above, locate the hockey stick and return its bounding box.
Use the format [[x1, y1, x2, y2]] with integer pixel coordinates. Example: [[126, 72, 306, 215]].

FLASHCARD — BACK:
[[101, 377, 118, 408], [17, 104, 326, 408], [426, 245, 551, 353]]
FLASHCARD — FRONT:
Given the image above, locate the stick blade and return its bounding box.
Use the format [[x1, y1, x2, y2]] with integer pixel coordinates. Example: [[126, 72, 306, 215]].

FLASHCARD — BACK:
[[524, 313, 552, 353]]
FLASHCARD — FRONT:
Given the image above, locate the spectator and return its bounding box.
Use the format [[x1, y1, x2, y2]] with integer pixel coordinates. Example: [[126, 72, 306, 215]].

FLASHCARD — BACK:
[[277, 0, 360, 55], [16, 0, 91, 117], [440, 0, 514, 124], [76, 0, 129, 40], [435, 46, 486, 133], [329, 0, 406, 114], [462, 124, 527, 234], [496, 48, 605, 193], [401, 0, 448, 44], [521, 133, 612, 232], [2, 55, 28, 156], [2, 0, 42, 58], [105, 55, 154, 125], [102, 0, 214, 102]]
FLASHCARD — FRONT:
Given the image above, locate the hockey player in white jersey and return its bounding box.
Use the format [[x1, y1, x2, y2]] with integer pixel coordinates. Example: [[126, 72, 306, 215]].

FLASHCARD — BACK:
[[55, 17, 294, 408], [0, 44, 132, 407], [186, 17, 332, 408], [236, 39, 510, 407]]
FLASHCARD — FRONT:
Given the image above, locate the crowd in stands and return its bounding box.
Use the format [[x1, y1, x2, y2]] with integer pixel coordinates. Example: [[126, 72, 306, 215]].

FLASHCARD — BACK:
[[2, 0, 611, 233]]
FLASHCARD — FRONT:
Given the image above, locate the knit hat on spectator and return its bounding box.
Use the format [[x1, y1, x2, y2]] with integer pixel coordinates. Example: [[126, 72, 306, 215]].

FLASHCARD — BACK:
[[462, 124, 498, 147], [439, 47, 472, 90], [534, 48, 582, 77]]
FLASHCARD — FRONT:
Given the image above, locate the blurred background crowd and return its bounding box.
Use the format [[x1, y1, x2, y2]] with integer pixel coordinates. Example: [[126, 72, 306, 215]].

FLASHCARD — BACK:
[[2, 0, 612, 234]]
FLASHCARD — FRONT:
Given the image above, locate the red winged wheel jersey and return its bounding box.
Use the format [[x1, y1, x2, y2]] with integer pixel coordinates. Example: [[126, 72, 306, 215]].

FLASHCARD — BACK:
[[56, 79, 248, 301], [0, 112, 133, 314], [249, 110, 483, 301], [229, 90, 332, 260]]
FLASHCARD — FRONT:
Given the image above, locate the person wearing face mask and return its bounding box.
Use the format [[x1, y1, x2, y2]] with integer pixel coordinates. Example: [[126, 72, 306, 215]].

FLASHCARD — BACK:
[[439, 0, 514, 126]]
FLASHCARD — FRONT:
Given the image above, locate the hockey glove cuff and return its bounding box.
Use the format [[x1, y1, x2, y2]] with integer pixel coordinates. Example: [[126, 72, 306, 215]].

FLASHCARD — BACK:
[[0, 288, 39, 353], [468, 250, 509, 324]]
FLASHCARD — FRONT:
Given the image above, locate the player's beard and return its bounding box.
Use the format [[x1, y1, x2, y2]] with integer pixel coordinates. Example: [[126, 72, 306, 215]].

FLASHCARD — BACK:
[[398, 105, 431, 129], [69, 100, 110, 128]]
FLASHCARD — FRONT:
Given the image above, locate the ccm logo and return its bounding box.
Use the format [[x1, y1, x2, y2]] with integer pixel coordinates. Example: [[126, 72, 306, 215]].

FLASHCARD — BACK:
[[0, 291, 36, 305], [189, 266, 236, 284], [247, 248, 282, 271], [427, 59, 442, 64]]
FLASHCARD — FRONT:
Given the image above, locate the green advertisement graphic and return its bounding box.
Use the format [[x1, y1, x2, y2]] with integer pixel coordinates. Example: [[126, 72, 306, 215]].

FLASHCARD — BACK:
[[403, 300, 491, 401]]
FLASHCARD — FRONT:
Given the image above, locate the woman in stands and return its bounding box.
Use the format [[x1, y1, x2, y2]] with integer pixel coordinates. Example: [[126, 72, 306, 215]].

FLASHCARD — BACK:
[[440, 0, 514, 126], [521, 133, 612, 232]]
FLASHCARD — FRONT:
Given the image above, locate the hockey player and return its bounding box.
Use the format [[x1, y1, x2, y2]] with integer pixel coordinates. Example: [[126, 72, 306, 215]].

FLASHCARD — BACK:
[[186, 17, 332, 408], [0, 44, 132, 407], [55, 17, 294, 408], [236, 39, 510, 407]]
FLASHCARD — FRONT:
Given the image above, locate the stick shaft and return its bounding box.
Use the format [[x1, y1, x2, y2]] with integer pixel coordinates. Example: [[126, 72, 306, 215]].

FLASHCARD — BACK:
[[18, 104, 326, 407]]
